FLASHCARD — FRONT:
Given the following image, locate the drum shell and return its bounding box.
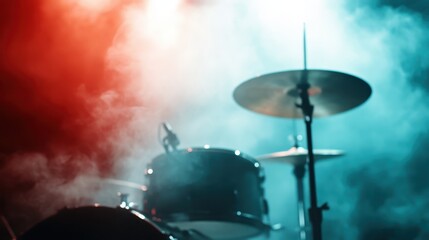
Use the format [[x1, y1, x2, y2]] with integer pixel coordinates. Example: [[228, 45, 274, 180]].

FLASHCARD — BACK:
[[19, 206, 170, 240], [144, 148, 269, 239]]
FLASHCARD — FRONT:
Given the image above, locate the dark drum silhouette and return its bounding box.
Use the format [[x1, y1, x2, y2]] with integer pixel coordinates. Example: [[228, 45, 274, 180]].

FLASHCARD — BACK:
[[19, 206, 171, 240], [144, 147, 270, 239]]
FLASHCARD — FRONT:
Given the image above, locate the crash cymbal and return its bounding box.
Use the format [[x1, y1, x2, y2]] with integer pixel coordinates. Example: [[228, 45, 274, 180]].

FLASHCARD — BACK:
[[104, 178, 147, 191], [233, 69, 371, 118], [257, 147, 344, 166]]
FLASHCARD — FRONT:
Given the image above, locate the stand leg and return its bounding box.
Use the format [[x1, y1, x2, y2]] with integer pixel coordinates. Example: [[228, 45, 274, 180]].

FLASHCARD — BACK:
[[294, 165, 308, 240]]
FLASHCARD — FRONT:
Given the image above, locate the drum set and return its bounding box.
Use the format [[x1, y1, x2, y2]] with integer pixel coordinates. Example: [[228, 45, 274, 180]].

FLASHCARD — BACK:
[[17, 68, 371, 240]]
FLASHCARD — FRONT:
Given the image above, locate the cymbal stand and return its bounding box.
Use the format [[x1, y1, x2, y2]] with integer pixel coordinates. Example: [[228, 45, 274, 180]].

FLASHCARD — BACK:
[[296, 78, 329, 240], [295, 23, 329, 240]]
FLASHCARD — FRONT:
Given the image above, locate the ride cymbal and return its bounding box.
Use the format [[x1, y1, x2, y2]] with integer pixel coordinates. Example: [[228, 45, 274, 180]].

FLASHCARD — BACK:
[[257, 147, 344, 166], [233, 69, 371, 118]]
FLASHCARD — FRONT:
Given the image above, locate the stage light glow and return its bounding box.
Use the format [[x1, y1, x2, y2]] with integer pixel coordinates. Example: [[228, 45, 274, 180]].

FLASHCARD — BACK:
[[249, 0, 330, 69], [142, 0, 182, 48], [67, 0, 115, 12], [147, 0, 181, 13], [254, 0, 325, 27]]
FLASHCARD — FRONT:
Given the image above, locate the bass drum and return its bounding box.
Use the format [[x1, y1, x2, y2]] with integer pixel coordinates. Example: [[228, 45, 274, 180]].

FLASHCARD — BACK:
[[19, 206, 172, 240], [144, 147, 270, 239]]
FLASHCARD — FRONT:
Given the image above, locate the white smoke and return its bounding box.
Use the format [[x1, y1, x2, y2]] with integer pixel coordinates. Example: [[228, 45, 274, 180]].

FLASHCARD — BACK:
[[55, 0, 429, 239]]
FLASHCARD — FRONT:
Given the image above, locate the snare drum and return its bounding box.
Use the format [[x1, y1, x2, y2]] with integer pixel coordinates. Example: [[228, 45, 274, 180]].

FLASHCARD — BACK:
[[19, 206, 171, 240], [144, 147, 270, 239]]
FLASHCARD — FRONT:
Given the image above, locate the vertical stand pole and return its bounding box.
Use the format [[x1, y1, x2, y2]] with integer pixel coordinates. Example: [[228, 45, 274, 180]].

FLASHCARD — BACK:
[[296, 80, 329, 240]]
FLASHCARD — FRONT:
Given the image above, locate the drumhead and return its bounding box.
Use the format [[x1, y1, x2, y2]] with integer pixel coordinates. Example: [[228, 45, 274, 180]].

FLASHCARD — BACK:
[[19, 206, 170, 240]]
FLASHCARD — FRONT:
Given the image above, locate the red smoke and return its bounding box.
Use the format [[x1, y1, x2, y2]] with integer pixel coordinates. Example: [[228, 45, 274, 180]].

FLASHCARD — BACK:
[[0, 0, 157, 234]]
